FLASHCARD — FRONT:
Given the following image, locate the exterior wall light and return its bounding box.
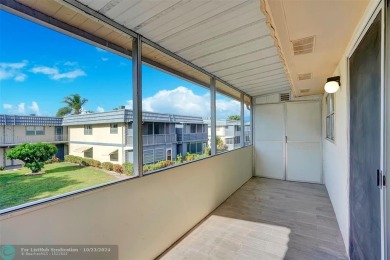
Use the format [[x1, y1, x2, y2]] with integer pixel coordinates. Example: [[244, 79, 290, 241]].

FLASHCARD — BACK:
[[324, 76, 341, 93]]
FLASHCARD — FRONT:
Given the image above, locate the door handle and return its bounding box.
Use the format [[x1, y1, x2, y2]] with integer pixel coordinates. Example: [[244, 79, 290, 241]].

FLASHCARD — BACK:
[[377, 169, 380, 187]]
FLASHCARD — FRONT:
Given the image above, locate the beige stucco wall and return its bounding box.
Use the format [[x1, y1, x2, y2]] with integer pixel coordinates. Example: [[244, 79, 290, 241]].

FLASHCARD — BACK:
[[69, 143, 124, 164], [68, 123, 126, 163], [13, 125, 56, 143], [0, 147, 253, 259], [68, 123, 125, 144]]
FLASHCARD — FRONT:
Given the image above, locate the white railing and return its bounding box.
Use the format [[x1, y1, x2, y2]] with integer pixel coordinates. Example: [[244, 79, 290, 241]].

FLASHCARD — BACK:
[[180, 132, 208, 142], [127, 134, 177, 146], [0, 135, 68, 145]]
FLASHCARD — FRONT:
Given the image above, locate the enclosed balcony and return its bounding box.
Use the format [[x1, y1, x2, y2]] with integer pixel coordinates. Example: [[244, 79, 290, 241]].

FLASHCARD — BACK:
[[0, 0, 389, 260]]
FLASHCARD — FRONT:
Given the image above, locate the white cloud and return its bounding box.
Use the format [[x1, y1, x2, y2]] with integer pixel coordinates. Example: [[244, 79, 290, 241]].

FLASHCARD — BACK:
[[28, 101, 40, 114], [126, 86, 240, 119], [31, 66, 86, 80], [3, 101, 40, 115], [96, 47, 107, 53], [96, 106, 105, 113], [3, 104, 12, 110], [0, 60, 28, 82], [64, 61, 78, 66], [17, 103, 26, 114]]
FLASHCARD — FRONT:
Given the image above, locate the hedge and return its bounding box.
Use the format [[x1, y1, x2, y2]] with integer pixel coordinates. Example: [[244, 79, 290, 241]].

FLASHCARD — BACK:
[[102, 162, 114, 171], [113, 164, 123, 173], [122, 162, 134, 176]]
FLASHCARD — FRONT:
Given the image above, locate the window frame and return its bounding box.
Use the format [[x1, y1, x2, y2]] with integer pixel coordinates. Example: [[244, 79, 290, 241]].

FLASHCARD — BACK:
[[84, 148, 93, 159], [110, 150, 119, 162], [325, 93, 335, 141], [84, 125, 93, 135], [25, 126, 45, 136], [0, 6, 256, 214], [110, 123, 118, 134]]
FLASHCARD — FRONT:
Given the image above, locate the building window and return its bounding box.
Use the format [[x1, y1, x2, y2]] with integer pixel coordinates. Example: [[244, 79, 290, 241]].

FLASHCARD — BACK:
[[110, 150, 118, 162], [84, 148, 93, 158], [110, 123, 118, 134], [142, 123, 153, 135], [155, 148, 164, 162], [244, 97, 252, 146], [190, 124, 196, 133], [143, 150, 154, 164], [326, 94, 335, 141], [25, 126, 45, 135], [226, 138, 234, 145], [84, 125, 92, 135], [187, 142, 204, 154]]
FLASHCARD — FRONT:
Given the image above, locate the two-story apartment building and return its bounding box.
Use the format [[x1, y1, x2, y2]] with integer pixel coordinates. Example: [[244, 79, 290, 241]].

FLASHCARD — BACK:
[[0, 114, 68, 168], [63, 109, 208, 165], [204, 119, 251, 151]]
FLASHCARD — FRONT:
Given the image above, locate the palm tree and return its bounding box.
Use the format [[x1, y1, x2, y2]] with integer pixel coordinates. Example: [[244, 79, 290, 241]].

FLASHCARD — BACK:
[[56, 94, 88, 117], [227, 115, 240, 121]]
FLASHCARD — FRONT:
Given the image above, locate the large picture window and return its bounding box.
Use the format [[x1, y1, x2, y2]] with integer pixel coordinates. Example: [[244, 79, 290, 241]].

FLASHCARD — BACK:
[[141, 43, 211, 174], [0, 7, 251, 212], [0, 10, 133, 211]]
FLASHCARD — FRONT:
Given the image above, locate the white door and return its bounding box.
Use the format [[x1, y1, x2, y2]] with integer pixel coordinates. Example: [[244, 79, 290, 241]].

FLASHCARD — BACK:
[[254, 101, 322, 183], [286, 102, 322, 183], [254, 103, 285, 179]]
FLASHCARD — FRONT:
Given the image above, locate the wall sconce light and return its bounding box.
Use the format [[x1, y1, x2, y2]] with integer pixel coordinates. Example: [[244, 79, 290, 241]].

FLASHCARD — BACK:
[[324, 76, 340, 93]]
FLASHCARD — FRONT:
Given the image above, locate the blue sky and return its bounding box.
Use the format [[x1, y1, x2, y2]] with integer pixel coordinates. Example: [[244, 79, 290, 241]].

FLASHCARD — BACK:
[[0, 10, 244, 119]]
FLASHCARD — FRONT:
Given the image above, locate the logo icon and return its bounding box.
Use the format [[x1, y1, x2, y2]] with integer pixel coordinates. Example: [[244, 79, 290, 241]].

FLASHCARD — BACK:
[[0, 245, 15, 260]]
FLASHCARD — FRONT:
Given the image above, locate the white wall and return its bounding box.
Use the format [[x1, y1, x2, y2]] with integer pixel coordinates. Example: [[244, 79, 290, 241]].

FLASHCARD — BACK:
[[0, 147, 252, 259], [321, 0, 381, 254]]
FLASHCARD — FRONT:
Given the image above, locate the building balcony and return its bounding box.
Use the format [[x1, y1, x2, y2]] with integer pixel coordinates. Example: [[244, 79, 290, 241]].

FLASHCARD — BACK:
[[0, 148, 347, 259], [177, 132, 208, 142], [0, 134, 68, 146], [126, 134, 177, 146]]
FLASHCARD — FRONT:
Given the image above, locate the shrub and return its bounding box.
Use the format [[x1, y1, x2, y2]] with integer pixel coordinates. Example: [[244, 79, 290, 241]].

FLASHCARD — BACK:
[[91, 159, 101, 168], [64, 155, 102, 168], [122, 162, 134, 176], [80, 158, 94, 166], [113, 164, 123, 173], [183, 153, 207, 162], [102, 162, 114, 171], [6, 143, 57, 173], [45, 157, 61, 164], [142, 160, 175, 173], [0, 166, 4, 171], [64, 155, 83, 164]]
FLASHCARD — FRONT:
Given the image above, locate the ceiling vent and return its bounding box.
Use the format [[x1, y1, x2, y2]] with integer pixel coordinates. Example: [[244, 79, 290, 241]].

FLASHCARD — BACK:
[[298, 73, 312, 81], [300, 89, 310, 93], [292, 36, 315, 55], [280, 93, 290, 102]]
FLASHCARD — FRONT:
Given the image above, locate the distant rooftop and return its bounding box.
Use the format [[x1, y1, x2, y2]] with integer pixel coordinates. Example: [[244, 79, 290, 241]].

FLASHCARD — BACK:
[[0, 114, 62, 126], [62, 109, 205, 126], [203, 119, 241, 126], [1, 110, 206, 127]]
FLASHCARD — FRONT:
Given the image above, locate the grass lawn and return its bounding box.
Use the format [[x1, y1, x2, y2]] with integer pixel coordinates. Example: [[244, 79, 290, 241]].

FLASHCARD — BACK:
[[0, 162, 117, 210]]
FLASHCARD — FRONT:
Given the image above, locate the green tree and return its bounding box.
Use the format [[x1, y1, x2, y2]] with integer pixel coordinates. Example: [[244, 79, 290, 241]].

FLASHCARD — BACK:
[[56, 94, 88, 117], [227, 115, 240, 121], [216, 136, 228, 151], [6, 143, 58, 173]]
